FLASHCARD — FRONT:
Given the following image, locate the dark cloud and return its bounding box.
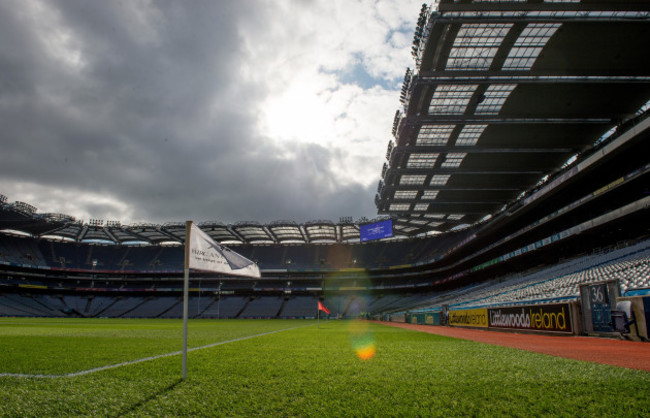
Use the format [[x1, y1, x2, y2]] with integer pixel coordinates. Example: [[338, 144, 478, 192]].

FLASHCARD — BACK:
[[0, 1, 390, 225]]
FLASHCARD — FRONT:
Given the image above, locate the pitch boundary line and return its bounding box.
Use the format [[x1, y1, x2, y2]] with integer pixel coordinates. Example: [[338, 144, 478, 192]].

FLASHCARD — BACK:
[[0, 323, 312, 379]]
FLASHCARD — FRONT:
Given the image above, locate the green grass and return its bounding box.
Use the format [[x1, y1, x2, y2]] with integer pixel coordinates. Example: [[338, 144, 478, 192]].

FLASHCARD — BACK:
[[0, 318, 300, 375], [1, 318, 649, 417]]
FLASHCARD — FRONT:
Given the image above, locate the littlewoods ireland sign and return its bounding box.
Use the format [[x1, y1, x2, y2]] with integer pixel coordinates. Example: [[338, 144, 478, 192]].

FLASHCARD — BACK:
[[448, 308, 488, 328], [448, 303, 573, 334], [488, 304, 572, 333]]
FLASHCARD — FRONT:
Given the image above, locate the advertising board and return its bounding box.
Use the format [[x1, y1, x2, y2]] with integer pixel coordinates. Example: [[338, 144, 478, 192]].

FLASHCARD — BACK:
[[360, 219, 393, 242], [488, 304, 572, 333], [448, 308, 488, 327]]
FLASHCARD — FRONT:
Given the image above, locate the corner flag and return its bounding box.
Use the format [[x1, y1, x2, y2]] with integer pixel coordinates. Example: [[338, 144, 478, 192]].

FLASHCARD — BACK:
[[187, 222, 260, 277], [317, 300, 330, 328], [182, 221, 260, 379], [318, 301, 330, 314]]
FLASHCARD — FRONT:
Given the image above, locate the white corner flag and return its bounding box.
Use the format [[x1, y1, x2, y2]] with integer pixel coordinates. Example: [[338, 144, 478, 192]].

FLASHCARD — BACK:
[[182, 221, 260, 379], [187, 222, 260, 277]]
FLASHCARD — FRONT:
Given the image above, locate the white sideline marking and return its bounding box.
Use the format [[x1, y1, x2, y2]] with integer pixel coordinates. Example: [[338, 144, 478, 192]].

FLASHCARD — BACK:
[[0, 324, 312, 379]]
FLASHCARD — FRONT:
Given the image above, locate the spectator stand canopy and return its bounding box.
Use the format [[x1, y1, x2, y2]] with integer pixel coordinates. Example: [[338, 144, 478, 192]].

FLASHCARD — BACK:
[[304, 220, 338, 243], [0, 202, 380, 245], [375, 0, 650, 236], [338, 218, 361, 242], [0, 198, 384, 245], [232, 221, 275, 244], [197, 221, 243, 244], [268, 221, 307, 244]]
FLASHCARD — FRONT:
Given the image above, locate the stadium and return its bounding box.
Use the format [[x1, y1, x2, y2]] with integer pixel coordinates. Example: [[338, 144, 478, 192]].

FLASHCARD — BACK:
[[2, 1, 650, 416]]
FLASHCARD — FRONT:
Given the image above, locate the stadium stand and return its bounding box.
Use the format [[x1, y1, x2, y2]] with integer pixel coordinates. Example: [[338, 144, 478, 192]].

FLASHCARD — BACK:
[[96, 297, 147, 317], [0, 235, 47, 266], [62, 295, 91, 315], [0, 232, 476, 273], [85, 296, 119, 317], [1, 293, 64, 317], [123, 297, 180, 318], [405, 239, 650, 312], [278, 296, 319, 318], [200, 296, 248, 319], [34, 294, 68, 313], [159, 296, 207, 319], [239, 296, 284, 318], [1, 2, 649, 340], [0, 295, 46, 317]]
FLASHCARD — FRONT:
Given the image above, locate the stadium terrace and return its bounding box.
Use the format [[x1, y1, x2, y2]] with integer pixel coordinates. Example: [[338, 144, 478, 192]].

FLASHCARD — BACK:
[[1, 1, 650, 342]]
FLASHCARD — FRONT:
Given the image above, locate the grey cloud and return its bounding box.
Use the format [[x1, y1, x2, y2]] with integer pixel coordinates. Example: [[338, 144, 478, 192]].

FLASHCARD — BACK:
[[0, 1, 388, 225]]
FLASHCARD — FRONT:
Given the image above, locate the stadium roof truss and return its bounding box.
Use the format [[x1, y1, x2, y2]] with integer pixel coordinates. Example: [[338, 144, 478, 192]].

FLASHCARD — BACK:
[[197, 221, 243, 243], [0, 201, 377, 245], [304, 220, 338, 243], [268, 221, 306, 243], [376, 0, 650, 235]]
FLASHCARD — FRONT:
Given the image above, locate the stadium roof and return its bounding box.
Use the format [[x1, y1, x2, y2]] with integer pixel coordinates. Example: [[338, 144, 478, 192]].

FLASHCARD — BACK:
[[0, 195, 376, 244], [376, 0, 650, 235], [3, 1, 650, 243]]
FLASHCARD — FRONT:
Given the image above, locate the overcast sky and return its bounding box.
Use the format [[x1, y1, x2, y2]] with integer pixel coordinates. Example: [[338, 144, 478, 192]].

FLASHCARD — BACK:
[[0, 0, 421, 225]]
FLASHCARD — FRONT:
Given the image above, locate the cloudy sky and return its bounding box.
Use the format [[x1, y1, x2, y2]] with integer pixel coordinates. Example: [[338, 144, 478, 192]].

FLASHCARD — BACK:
[[0, 0, 421, 225]]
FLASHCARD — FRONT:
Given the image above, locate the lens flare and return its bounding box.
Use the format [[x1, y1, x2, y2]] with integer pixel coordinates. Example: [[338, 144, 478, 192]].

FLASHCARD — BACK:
[[349, 320, 376, 360], [354, 341, 376, 360], [323, 271, 376, 361], [356, 347, 376, 360]]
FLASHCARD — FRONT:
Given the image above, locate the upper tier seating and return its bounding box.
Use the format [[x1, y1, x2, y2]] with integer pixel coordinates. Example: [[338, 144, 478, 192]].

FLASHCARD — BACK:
[[416, 239, 650, 311]]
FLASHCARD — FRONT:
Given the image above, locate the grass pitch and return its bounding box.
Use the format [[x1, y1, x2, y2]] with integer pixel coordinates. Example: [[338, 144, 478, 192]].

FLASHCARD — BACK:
[[1, 318, 649, 417]]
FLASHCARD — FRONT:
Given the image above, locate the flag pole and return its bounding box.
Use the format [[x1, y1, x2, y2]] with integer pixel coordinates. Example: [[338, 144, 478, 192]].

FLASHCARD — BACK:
[[182, 220, 192, 380], [317, 302, 320, 328]]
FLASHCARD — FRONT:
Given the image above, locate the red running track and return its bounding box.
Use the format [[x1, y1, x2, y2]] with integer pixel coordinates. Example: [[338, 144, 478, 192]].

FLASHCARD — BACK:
[[374, 321, 650, 372]]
